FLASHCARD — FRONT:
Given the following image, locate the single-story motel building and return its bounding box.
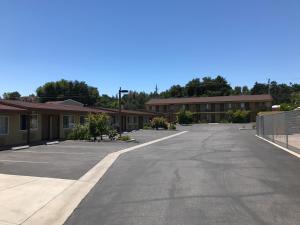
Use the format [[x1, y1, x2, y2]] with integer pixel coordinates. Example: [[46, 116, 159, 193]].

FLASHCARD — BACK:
[[146, 94, 273, 123], [0, 100, 155, 147]]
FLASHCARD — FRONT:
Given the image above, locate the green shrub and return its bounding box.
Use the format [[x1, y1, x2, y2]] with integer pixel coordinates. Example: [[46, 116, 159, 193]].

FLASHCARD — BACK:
[[150, 117, 168, 130], [280, 103, 296, 111], [107, 128, 118, 140], [227, 110, 250, 123], [143, 123, 152, 130], [88, 113, 111, 140], [169, 123, 176, 130], [120, 135, 130, 141], [68, 124, 90, 140], [177, 109, 193, 124]]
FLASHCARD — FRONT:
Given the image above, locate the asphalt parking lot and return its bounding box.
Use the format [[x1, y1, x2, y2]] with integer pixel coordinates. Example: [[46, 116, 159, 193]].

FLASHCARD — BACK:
[[1, 124, 300, 225], [65, 124, 300, 225], [0, 130, 179, 180]]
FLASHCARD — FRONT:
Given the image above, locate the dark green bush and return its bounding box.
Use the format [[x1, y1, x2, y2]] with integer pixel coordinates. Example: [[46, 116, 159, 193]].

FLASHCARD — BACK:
[[227, 110, 250, 123], [177, 109, 193, 124]]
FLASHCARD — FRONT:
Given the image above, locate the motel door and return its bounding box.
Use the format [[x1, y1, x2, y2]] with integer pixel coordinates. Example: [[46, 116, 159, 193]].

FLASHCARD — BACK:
[[138, 116, 143, 129]]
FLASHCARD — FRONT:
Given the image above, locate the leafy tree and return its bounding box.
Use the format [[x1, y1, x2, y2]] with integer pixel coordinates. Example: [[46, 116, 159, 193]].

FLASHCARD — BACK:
[[250, 82, 269, 95], [291, 92, 300, 105], [233, 86, 242, 95], [270, 82, 293, 104], [36, 79, 100, 105], [169, 85, 186, 97], [185, 78, 202, 96], [201, 76, 232, 96], [3, 91, 21, 100], [242, 86, 250, 95], [97, 94, 118, 109], [122, 91, 150, 110], [88, 113, 111, 140]]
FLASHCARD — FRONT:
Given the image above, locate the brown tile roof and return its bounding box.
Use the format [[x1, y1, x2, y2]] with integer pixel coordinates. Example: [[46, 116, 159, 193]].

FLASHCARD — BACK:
[[146, 95, 272, 105], [0, 100, 112, 114], [94, 107, 156, 116], [0, 103, 27, 112]]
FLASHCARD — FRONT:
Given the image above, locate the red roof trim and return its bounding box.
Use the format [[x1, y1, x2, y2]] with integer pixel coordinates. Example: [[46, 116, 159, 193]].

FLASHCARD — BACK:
[[0, 103, 27, 112]]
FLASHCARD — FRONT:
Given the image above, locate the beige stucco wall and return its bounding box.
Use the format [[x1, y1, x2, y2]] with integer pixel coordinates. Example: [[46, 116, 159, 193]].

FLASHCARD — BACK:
[[0, 112, 42, 146], [0, 111, 152, 147], [59, 113, 87, 139]]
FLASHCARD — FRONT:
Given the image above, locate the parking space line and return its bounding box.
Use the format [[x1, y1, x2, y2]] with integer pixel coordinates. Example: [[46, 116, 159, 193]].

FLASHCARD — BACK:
[[0, 160, 49, 164], [12, 151, 89, 155]]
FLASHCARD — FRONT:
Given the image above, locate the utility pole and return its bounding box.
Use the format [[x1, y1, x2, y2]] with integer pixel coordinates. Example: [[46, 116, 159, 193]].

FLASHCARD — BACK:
[[118, 87, 128, 137], [268, 78, 271, 95]]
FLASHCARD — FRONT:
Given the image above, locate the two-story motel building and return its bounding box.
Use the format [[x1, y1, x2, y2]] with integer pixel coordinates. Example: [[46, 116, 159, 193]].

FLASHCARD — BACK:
[[145, 94, 273, 122]]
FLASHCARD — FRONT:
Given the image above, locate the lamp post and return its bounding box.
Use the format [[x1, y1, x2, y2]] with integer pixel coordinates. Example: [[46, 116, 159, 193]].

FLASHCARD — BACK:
[[118, 87, 128, 137]]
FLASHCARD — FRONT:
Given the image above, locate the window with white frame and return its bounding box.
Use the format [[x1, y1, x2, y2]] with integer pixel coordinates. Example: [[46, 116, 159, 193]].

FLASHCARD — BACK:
[[0, 116, 9, 135], [63, 115, 75, 129], [20, 114, 38, 131]]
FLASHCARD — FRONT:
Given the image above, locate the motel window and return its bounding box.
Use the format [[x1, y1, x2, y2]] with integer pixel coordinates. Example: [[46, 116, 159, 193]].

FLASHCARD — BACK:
[[63, 115, 75, 129], [163, 105, 167, 112], [133, 116, 137, 123], [228, 103, 232, 109], [240, 102, 245, 109], [155, 106, 159, 112], [20, 114, 38, 131], [205, 104, 209, 110], [79, 115, 86, 125], [0, 116, 9, 135]]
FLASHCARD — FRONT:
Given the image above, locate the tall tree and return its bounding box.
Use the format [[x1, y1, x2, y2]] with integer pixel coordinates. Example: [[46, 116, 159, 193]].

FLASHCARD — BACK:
[[122, 91, 150, 110], [233, 86, 242, 95], [242, 86, 250, 95], [185, 78, 201, 96], [3, 91, 21, 100], [96, 94, 118, 109], [250, 82, 269, 95], [169, 85, 186, 97], [201, 76, 232, 96], [36, 79, 100, 105]]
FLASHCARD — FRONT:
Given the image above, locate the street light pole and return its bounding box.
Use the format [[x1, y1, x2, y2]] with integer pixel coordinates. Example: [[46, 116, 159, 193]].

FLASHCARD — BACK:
[[118, 87, 128, 138]]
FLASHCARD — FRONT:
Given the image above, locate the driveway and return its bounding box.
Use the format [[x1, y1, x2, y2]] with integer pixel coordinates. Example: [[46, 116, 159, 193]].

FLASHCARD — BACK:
[[0, 130, 180, 225], [65, 124, 300, 225]]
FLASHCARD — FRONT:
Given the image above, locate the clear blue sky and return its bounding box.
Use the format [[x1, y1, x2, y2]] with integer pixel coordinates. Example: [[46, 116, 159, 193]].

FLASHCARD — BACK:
[[0, 0, 299, 97]]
